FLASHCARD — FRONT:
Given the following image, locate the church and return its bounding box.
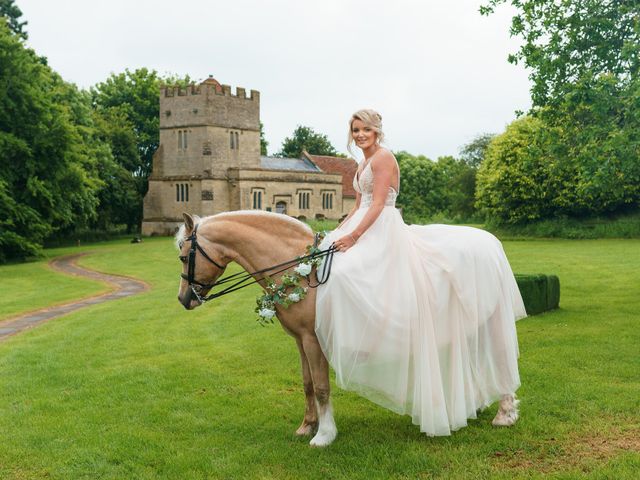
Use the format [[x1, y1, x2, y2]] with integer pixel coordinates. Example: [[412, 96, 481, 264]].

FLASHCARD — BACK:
[[142, 77, 357, 235]]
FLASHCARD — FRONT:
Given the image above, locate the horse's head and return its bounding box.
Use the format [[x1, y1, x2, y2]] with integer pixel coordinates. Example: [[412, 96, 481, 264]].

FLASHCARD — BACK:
[[176, 212, 228, 310]]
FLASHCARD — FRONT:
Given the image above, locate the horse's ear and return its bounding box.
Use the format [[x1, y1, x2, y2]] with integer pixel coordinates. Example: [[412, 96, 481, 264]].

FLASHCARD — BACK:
[[182, 212, 195, 235]]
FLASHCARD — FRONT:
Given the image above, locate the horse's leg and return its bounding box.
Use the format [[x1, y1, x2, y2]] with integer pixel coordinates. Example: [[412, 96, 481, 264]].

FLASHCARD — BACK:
[[492, 393, 520, 426], [301, 335, 337, 447], [295, 338, 318, 436]]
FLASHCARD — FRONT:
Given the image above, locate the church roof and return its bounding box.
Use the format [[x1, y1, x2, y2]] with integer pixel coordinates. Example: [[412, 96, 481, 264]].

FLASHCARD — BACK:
[[260, 156, 322, 172], [303, 152, 358, 198]]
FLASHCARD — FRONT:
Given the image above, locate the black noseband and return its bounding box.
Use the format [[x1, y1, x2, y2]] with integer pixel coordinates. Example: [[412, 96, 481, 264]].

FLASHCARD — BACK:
[[181, 224, 226, 294]]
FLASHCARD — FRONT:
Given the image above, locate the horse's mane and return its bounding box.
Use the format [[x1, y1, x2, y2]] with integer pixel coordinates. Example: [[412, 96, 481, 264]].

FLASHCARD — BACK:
[[175, 210, 312, 249]]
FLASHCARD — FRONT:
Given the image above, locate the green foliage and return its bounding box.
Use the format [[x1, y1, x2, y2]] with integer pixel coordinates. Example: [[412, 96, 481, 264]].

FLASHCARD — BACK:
[[395, 151, 478, 223], [92, 106, 142, 231], [477, 76, 640, 225], [459, 132, 495, 168], [303, 218, 338, 232], [260, 122, 268, 155], [0, 0, 27, 38], [1, 238, 639, 478], [255, 236, 326, 325], [0, 21, 102, 261], [436, 155, 478, 220], [476, 116, 551, 223], [278, 125, 337, 158], [395, 151, 444, 222], [91, 68, 164, 183], [488, 212, 640, 240], [90, 69, 191, 232], [480, 0, 640, 109], [477, 1, 640, 226]]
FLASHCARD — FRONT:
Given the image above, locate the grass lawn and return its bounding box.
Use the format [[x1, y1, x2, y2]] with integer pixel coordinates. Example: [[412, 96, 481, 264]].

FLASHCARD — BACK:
[[0, 245, 113, 321], [0, 237, 638, 479]]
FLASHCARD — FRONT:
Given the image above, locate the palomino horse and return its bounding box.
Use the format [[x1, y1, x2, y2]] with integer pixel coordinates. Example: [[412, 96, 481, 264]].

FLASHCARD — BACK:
[[175, 211, 519, 447], [176, 211, 337, 446]]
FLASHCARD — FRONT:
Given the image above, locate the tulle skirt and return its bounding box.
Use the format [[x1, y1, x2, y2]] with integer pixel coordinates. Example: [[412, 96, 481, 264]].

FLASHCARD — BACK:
[[315, 206, 526, 436]]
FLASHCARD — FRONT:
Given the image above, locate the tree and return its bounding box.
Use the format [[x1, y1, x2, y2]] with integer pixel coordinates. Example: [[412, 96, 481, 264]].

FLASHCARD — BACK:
[[475, 97, 640, 225], [260, 122, 268, 155], [435, 155, 478, 219], [476, 116, 556, 224], [395, 152, 446, 222], [478, 0, 640, 224], [0, 21, 102, 261], [459, 133, 496, 169], [278, 125, 337, 158], [91, 69, 190, 230], [91, 69, 163, 184], [0, 0, 27, 38], [480, 0, 640, 109], [92, 106, 141, 232]]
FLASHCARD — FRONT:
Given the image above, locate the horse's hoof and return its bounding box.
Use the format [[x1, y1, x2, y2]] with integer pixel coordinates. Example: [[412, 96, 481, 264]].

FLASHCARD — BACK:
[[492, 394, 519, 427], [309, 429, 337, 447], [295, 423, 316, 436]]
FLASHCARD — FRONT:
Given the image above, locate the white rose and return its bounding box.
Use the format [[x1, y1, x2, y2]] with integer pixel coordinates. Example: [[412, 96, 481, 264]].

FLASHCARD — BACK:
[[288, 292, 300, 303], [259, 308, 276, 319], [294, 263, 312, 276]]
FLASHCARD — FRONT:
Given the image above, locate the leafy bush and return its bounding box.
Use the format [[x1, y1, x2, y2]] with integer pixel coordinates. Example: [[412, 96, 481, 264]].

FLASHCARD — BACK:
[[477, 75, 640, 226], [395, 152, 478, 224]]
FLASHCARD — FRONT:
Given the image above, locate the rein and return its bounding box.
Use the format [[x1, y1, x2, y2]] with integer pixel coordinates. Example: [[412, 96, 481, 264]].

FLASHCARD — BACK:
[[181, 225, 337, 304]]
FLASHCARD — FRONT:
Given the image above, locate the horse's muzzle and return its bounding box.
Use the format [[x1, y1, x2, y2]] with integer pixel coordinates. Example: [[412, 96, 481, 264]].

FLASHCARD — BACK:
[[179, 287, 201, 310]]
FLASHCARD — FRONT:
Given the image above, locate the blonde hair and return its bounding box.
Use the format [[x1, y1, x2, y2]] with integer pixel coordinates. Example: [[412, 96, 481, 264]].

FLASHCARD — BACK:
[[347, 109, 384, 155]]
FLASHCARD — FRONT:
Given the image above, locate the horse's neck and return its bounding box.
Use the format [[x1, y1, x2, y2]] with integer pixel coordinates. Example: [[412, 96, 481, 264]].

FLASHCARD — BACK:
[[202, 215, 312, 275]]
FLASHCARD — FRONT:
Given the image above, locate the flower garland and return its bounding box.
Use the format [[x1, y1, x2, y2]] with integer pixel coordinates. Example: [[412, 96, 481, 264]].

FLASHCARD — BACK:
[[255, 234, 327, 325]]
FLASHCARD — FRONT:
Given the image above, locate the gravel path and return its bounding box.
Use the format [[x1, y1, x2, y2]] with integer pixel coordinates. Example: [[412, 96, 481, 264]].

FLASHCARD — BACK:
[[0, 253, 148, 341]]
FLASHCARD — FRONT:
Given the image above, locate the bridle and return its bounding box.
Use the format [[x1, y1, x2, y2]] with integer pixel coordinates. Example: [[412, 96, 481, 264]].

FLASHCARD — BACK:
[[179, 223, 226, 299], [179, 224, 337, 304]]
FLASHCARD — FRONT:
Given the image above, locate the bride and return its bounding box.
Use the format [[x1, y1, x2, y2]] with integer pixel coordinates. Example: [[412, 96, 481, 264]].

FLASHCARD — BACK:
[[315, 109, 526, 436]]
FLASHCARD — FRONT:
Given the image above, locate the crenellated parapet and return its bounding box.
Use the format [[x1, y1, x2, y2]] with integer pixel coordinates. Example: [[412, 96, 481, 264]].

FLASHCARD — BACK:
[[159, 75, 260, 131], [161, 77, 259, 101]]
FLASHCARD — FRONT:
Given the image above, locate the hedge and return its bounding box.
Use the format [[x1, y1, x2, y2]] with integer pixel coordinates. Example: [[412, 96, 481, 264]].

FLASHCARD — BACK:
[[515, 274, 560, 315]]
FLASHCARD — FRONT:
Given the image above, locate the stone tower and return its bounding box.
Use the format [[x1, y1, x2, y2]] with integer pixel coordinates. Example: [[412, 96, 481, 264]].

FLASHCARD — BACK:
[[142, 77, 260, 235]]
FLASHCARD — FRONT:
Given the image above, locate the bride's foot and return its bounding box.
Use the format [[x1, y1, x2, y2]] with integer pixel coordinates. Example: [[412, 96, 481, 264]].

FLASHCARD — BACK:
[[492, 393, 519, 427]]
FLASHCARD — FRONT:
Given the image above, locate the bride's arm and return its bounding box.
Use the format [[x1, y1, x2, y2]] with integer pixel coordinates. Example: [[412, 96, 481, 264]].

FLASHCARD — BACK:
[[333, 150, 396, 252]]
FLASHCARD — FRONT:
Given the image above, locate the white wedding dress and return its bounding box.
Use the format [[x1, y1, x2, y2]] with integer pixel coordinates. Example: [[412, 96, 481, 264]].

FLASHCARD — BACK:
[[315, 160, 526, 436]]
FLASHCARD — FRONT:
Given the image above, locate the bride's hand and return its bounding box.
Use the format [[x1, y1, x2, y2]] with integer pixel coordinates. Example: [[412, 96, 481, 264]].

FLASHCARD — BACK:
[[334, 232, 359, 252]]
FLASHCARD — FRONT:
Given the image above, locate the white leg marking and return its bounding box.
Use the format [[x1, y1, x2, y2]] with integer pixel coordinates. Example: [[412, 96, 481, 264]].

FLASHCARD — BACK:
[[310, 401, 337, 447]]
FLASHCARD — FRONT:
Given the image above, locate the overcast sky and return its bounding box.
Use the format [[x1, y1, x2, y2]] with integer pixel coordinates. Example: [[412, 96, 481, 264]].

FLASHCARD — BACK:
[[18, 0, 531, 160]]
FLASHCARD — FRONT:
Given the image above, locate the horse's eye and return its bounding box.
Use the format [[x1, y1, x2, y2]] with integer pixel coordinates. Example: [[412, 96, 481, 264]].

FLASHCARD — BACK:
[[178, 255, 187, 264]]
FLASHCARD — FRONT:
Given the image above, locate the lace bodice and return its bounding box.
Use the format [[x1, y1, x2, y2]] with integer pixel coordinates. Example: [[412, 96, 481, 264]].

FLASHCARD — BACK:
[[353, 162, 398, 207]]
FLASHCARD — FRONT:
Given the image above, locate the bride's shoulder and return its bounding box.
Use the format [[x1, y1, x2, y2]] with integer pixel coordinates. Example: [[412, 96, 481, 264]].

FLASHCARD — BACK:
[[371, 148, 397, 167]]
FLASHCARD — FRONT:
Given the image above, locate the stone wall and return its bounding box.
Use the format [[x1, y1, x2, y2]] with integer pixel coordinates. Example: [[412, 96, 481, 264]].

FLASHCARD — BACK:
[[229, 168, 344, 219], [142, 78, 353, 236]]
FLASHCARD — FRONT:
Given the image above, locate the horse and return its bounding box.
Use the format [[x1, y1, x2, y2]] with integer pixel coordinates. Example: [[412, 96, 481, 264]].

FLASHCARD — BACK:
[[176, 211, 337, 447], [175, 211, 519, 447]]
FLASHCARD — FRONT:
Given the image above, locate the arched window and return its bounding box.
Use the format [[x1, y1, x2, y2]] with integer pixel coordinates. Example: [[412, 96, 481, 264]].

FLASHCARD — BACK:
[[322, 192, 334, 210], [252, 189, 263, 209], [178, 130, 188, 150], [298, 191, 310, 209], [230, 131, 240, 150], [175, 183, 189, 202], [275, 201, 287, 214]]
